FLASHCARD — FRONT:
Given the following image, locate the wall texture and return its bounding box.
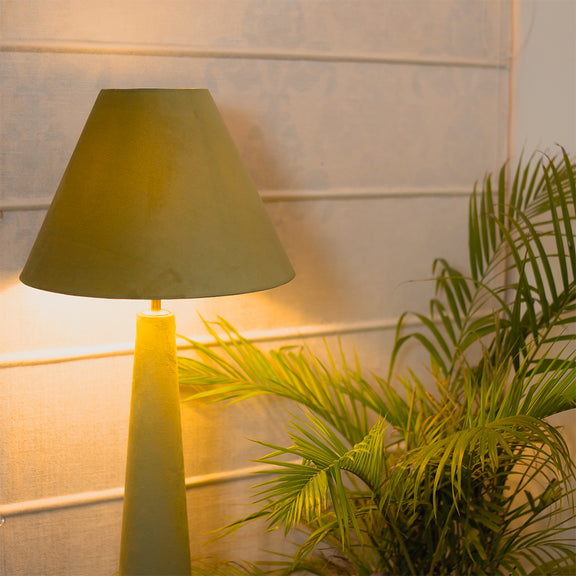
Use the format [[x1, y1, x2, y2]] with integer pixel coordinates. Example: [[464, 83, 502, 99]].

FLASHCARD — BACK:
[[0, 1, 511, 574], [511, 0, 576, 540]]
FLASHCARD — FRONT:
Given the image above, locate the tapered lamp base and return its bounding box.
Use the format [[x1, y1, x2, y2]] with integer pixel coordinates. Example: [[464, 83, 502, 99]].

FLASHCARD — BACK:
[[120, 310, 191, 576]]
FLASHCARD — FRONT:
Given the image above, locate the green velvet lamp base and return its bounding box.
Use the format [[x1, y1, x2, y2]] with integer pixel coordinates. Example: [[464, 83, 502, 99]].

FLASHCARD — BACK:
[[119, 311, 191, 576]]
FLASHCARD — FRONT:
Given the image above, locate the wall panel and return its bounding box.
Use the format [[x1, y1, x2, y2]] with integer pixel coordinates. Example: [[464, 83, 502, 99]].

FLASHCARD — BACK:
[[1, 501, 122, 576], [1, 476, 295, 575], [1, 0, 509, 61], [1, 51, 507, 201]]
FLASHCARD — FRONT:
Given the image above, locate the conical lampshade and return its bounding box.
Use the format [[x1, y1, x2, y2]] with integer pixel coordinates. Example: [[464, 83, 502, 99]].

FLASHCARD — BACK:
[[20, 89, 294, 299]]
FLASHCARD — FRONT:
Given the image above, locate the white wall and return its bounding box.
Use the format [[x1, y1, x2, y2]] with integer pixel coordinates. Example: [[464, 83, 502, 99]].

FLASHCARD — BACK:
[[512, 0, 576, 155], [511, 0, 576, 497], [0, 2, 510, 574]]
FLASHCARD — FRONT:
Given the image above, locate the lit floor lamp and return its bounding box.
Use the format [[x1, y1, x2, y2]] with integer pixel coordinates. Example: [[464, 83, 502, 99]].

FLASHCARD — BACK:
[[19, 89, 295, 576]]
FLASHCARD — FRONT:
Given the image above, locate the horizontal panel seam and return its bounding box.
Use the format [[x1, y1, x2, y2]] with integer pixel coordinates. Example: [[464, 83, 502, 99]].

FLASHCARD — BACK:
[[0, 462, 297, 518], [0, 187, 472, 212], [0, 317, 413, 368], [0, 39, 509, 69], [263, 187, 472, 201]]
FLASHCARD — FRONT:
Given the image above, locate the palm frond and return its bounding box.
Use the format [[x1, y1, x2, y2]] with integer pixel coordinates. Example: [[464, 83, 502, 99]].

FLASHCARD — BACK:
[[179, 319, 388, 444], [390, 152, 576, 389], [182, 150, 576, 575], [251, 416, 388, 549]]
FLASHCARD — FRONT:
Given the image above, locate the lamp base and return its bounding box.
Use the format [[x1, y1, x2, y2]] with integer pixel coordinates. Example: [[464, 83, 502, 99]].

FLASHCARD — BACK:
[[120, 310, 191, 576]]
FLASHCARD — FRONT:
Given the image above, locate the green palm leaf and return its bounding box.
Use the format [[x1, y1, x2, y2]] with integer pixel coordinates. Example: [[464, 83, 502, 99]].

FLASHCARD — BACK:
[[390, 152, 576, 387], [251, 416, 387, 548], [180, 319, 387, 444], [181, 150, 576, 575]]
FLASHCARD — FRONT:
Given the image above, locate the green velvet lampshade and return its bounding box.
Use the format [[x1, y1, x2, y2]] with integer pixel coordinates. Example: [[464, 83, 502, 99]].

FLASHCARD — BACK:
[[20, 88, 294, 299]]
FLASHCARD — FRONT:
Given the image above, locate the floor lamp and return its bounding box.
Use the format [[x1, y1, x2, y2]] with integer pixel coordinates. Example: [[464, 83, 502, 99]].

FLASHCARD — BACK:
[[19, 89, 295, 576]]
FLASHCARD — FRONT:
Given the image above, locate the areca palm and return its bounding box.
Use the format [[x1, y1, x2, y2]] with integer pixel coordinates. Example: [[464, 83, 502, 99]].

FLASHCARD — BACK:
[[180, 151, 576, 575]]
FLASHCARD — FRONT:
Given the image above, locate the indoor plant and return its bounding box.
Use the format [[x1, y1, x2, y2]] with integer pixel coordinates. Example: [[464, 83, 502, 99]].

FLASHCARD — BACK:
[[179, 150, 576, 575]]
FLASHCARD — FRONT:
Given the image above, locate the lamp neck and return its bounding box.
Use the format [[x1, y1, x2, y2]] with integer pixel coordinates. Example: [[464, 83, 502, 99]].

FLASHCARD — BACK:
[[142, 300, 170, 317]]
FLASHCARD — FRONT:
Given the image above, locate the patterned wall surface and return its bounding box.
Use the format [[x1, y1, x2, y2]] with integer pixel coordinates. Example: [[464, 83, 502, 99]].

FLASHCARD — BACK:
[[0, 1, 511, 574]]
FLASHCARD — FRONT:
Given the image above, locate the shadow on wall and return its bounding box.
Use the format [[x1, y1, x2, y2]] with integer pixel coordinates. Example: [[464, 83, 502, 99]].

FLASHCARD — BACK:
[[216, 105, 355, 321]]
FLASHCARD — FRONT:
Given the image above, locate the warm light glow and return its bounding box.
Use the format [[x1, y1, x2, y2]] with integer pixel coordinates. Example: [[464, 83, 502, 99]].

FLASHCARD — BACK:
[[142, 309, 171, 317], [2, 278, 297, 364], [0, 282, 141, 357]]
